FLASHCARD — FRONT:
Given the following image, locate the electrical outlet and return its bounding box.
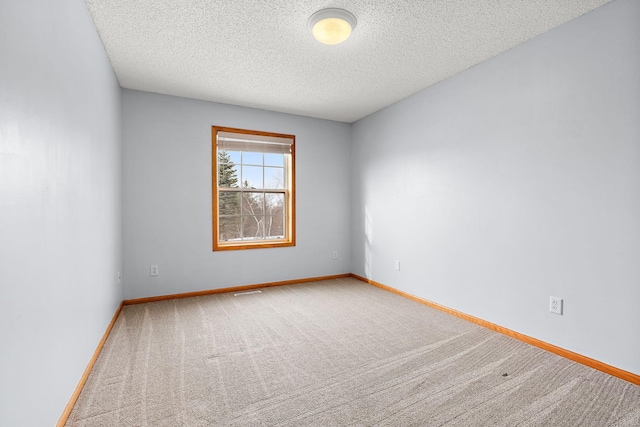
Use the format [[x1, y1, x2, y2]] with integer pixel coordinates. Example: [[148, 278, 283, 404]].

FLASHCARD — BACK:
[[394, 260, 400, 271], [332, 250, 338, 260], [150, 265, 159, 277], [549, 296, 563, 315]]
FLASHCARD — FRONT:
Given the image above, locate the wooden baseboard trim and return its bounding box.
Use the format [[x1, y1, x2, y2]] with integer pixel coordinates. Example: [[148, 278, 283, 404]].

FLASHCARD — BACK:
[[57, 301, 124, 427], [123, 273, 352, 306], [350, 273, 640, 387]]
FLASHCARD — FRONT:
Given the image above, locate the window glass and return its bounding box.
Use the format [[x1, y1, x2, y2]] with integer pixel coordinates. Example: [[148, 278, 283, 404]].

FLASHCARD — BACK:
[[265, 167, 284, 189], [264, 153, 284, 167], [241, 165, 264, 188], [242, 152, 262, 166]]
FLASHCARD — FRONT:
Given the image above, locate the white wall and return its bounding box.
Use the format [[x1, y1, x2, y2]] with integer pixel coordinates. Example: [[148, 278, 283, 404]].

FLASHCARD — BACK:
[[0, 0, 122, 425], [122, 90, 351, 299], [351, 0, 640, 375]]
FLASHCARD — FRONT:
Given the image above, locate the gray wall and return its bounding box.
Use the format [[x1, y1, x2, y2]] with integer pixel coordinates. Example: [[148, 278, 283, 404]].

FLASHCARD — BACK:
[[122, 90, 351, 299], [0, 0, 123, 425], [350, 0, 640, 375]]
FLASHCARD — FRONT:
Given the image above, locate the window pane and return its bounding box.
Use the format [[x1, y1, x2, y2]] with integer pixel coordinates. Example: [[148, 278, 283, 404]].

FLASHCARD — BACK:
[[242, 152, 262, 166], [264, 167, 284, 189], [265, 193, 284, 213], [242, 192, 264, 217], [264, 215, 284, 239], [219, 150, 241, 164], [219, 216, 241, 241], [264, 153, 284, 167], [227, 151, 241, 164], [219, 192, 241, 216], [241, 215, 265, 240], [218, 160, 239, 188], [241, 165, 263, 188]]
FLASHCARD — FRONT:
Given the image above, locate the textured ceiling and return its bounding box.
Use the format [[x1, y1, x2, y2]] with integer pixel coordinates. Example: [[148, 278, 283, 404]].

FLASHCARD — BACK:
[[85, 0, 612, 123]]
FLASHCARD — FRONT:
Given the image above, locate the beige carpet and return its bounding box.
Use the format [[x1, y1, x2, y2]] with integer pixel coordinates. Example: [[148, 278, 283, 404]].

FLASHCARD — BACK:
[[66, 278, 640, 426]]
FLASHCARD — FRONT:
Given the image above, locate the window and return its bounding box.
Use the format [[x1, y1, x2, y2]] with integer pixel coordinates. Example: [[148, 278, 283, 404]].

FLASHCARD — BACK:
[[212, 126, 295, 250]]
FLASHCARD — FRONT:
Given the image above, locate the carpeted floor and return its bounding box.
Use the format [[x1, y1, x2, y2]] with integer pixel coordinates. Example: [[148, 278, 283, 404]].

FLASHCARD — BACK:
[[66, 278, 640, 426]]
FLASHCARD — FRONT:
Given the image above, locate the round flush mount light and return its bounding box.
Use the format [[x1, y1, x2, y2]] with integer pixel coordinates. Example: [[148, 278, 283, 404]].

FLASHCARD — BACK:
[[308, 8, 357, 45]]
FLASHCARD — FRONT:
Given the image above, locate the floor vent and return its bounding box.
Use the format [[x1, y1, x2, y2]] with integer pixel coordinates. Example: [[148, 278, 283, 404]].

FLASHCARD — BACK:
[[233, 290, 263, 297]]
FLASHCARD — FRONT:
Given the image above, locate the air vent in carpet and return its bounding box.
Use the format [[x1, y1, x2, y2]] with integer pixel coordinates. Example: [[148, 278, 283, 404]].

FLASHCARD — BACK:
[[233, 290, 263, 296]]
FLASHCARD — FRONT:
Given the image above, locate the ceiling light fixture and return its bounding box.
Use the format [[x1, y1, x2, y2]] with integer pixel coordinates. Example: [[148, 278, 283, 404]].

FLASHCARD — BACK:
[[308, 8, 357, 45]]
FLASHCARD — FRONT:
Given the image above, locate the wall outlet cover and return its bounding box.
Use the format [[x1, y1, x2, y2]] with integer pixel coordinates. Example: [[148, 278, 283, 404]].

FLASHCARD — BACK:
[[550, 296, 563, 315]]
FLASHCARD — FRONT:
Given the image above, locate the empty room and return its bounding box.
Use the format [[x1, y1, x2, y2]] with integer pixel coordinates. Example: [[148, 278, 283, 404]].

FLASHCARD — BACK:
[[1, 0, 639, 425]]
